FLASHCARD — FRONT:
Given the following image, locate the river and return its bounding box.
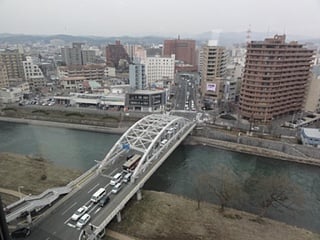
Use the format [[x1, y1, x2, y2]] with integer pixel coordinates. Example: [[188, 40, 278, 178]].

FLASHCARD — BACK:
[[0, 121, 319, 233]]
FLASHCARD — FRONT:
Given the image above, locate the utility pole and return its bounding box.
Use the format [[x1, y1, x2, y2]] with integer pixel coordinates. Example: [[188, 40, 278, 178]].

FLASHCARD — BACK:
[[0, 197, 10, 240]]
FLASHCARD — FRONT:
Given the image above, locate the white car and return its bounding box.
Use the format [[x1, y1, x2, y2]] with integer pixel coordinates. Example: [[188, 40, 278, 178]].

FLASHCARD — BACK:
[[71, 206, 88, 221], [76, 213, 91, 228]]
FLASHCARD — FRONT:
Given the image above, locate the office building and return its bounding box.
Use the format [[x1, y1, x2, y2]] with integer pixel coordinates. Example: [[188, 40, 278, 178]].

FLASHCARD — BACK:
[[129, 63, 146, 90], [61, 43, 96, 66], [125, 90, 166, 112], [58, 64, 107, 82], [105, 41, 130, 68], [146, 54, 175, 88], [0, 48, 25, 84], [163, 38, 196, 66], [239, 35, 314, 122], [125, 44, 147, 63], [200, 41, 227, 103]]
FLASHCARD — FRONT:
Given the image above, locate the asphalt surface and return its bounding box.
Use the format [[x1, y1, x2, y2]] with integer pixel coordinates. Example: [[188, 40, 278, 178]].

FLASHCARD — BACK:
[[25, 120, 194, 240], [27, 157, 126, 240]]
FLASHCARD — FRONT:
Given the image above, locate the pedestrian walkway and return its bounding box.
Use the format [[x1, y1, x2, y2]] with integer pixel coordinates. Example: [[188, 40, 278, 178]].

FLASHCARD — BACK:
[[0, 187, 26, 198]]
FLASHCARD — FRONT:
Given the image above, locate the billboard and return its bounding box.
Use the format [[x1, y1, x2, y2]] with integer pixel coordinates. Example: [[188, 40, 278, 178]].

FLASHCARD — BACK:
[[207, 83, 216, 92]]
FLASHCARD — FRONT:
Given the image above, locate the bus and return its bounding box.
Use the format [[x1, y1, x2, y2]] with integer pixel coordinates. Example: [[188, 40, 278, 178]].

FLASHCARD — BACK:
[[122, 154, 141, 171]]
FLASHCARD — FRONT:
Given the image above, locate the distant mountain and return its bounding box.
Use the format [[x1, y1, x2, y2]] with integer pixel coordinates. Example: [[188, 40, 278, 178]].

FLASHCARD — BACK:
[[0, 32, 319, 46], [0, 33, 166, 46]]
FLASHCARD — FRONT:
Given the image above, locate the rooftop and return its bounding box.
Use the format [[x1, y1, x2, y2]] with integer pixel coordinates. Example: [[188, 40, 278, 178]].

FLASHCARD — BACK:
[[302, 128, 320, 139]]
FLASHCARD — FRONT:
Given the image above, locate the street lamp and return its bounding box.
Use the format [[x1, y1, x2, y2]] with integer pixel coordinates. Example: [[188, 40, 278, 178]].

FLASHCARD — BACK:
[[18, 186, 24, 199]]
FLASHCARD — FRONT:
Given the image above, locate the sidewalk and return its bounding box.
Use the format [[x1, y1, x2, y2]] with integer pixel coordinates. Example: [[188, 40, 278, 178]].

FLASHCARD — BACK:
[[0, 187, 26, 198]]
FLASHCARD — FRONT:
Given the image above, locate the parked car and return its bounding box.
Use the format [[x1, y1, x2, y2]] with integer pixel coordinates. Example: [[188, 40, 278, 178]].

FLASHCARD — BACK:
[[11, 227, 31, 238]]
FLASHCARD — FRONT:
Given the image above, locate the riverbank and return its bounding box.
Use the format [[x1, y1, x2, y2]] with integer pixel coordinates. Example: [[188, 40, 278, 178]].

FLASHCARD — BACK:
[[2, 115, 320, 168], [0, 116, 127, 134], [109, 190, 319, 240], [185, 136, 320, 167], [1, 152, 319, 240], [0, 152, 82, 206]]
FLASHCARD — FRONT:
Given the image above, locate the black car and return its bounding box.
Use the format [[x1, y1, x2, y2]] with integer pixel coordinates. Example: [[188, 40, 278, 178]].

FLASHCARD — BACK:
[[11, 227, 31, 239], [99, 195, 110, 207]]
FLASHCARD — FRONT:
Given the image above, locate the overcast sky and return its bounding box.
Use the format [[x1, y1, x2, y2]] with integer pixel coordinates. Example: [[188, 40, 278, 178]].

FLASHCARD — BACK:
[[1, 0, 320, 38]]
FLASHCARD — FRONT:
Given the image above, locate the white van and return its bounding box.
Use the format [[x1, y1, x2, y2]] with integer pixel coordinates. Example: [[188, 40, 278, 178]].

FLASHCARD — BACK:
[[111, 182, 122, 194], [90, 188, 106, 203], [110, 172, 122, 185]]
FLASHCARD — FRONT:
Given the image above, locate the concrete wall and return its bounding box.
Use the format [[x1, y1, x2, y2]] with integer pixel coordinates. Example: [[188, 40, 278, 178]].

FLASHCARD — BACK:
[[193, 127, 320, 160]]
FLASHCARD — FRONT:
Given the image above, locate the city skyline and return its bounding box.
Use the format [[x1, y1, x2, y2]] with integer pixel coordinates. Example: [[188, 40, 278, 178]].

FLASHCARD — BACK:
[[1, 0, 320, 38]]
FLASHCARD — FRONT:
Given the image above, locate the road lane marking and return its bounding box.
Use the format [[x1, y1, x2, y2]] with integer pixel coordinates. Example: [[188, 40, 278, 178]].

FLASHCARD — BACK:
[[109, 168, 119, 177], [67, 223, 76, 228], [87, 183, 100, 194], [88, 204, 99, 214], [61, 202, 77, 216], [103, 183, 110, 189], [94, 207, 101, 215], [64, 216, 72, 225]]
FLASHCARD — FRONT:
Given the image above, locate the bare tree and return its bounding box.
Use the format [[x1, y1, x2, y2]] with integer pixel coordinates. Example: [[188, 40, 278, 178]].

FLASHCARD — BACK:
[[206, 164, 247, 212], [193, 174, 207, 210], [250, 174, 303, 220]]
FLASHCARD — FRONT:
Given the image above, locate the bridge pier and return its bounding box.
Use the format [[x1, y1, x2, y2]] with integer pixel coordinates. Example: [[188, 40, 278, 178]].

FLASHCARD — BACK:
[[116, 211, 121, 222], [27, 212, 32, 224], [136, 190, 142, 201]]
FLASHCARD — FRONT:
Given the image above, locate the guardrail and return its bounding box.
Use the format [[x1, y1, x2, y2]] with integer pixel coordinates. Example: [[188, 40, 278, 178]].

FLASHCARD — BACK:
[[6, 163, 100, 224]]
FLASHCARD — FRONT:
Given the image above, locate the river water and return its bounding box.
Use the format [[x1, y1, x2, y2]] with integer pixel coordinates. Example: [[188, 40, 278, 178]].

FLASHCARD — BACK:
[[0, 121, 319, 233]]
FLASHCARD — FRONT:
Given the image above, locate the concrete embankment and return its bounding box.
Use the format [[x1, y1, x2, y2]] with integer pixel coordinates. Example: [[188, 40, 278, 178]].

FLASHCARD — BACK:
[[2, 115, 320, 167], [0, 116, 127, 134], [185, 136, 320, 167]]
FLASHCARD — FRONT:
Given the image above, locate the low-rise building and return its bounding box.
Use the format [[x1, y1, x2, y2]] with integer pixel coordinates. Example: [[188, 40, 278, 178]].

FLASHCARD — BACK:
[[58, 64, 107, 82], [125, 89, 166, 112], [59, 76, 86, 92], [301, 128, 320, 147], [0, 87, 23, 103]]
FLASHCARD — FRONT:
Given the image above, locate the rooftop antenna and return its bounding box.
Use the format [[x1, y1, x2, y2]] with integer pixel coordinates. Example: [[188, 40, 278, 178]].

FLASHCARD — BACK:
[[246, 25, 251, 44]]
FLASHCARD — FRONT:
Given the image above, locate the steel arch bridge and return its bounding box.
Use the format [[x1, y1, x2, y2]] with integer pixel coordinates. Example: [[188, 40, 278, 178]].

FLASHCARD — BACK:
[[99, 114, 194, 180]]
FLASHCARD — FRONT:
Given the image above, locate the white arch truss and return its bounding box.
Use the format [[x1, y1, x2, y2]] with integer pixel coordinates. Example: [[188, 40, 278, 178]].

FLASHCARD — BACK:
[[99, 114, 193, 178]]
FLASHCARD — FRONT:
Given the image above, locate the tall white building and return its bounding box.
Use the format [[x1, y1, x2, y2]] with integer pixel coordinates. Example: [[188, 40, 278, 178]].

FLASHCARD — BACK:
[[129, 63, 146, 90], [23, 57, 46, 91], [146, 54, 175, 88]]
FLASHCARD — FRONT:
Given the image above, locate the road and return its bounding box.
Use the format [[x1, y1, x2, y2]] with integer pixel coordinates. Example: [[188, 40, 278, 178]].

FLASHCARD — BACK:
[[173, 73, 199, 111], [27, 156, 126, 240]]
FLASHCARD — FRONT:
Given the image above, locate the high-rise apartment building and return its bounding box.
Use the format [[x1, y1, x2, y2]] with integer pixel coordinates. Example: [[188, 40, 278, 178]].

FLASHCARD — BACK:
[[0, 63, 8, 88], [129, 63, 146, 90], [200, 41, 227, 102], [61, 43, 96, 66], [146, 54, 175, 88], [0, 48, 25, 84], [163, 38, 196, 66], [23, 57, 46, 91], [106, 41, 130, 68], [239, 35, 314, 122]]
